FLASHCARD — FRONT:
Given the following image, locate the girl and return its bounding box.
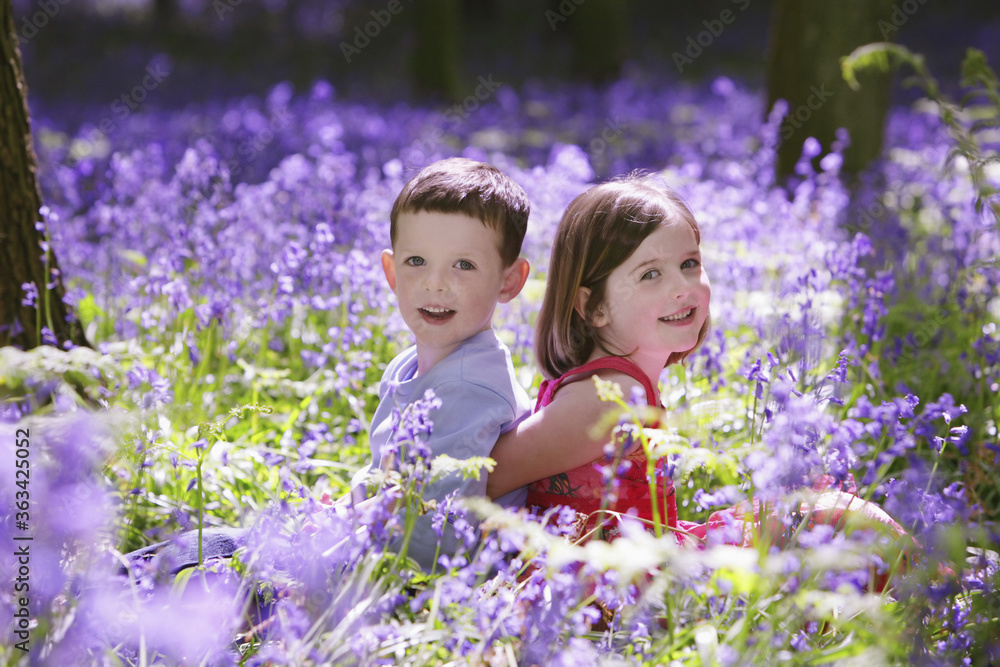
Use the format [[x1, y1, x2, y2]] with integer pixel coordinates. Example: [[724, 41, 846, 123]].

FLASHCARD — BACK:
[[486, 174, 710, 541], [487, 175, 907, 559]]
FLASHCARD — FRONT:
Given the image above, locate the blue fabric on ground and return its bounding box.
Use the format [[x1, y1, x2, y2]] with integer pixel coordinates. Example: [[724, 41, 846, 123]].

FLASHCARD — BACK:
[[121, 526, 248, 575]]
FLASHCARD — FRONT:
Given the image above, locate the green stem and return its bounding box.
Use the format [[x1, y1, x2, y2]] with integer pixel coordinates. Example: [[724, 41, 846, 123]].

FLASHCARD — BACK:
[[392, 479, 419, 573], [196, 457, 205, 567], [191, 320, 216, 392], [429, 540, 442, 578], [923, 445, 944, 497], [644, 435, 663, 539], [42, 239, 55, 337]]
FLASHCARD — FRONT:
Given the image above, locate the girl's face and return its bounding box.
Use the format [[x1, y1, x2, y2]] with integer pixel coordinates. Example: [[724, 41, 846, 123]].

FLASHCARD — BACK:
[[585, 221, 711, 370]]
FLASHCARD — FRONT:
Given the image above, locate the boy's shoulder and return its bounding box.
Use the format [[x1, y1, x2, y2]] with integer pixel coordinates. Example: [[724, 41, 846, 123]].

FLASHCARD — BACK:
[[429, 330, 531, 433], [383, 344, 418, 381], [381, 329, 521, 398], [445, 329, 519, 387]]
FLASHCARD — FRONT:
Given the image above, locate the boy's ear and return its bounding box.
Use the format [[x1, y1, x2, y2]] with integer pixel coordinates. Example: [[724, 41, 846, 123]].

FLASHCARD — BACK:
[[380, 249, 396, 291], [497, 258, 529, 304], [574, 286, 607, 327]]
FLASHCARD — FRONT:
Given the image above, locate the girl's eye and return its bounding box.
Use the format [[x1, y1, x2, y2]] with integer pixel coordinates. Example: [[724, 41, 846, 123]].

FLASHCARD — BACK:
[[640, 269, 660, 280], [456, 260, 475, 271], [405, 257, 425, 267], [681, 258, 701, 270]]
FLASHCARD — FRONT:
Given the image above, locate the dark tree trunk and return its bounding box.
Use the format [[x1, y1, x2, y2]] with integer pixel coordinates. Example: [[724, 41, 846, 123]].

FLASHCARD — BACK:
[[154, 0, 178, 27], [569, 0, 628, 83], [766, 0, 894, 178], [1, 0, 88, 350], [410, 0, 461, 100]]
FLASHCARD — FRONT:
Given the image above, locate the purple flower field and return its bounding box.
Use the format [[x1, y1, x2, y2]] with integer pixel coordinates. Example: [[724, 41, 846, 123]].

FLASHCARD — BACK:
[[3, 6, 1000, 664]]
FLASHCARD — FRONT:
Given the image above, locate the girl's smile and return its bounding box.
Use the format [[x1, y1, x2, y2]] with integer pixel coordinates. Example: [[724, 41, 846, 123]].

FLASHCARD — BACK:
[[589, 221, 711, 380], [659, 307, 695, 323]]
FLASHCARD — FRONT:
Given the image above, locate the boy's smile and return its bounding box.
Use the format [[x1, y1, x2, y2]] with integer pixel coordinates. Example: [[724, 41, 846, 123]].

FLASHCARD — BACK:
[[419, 306, 456, 322], [382, 211, 528, 375]]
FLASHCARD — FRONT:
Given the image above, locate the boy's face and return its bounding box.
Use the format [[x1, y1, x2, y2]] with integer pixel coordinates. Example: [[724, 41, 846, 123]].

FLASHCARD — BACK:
[[382, 211, 528, 374]]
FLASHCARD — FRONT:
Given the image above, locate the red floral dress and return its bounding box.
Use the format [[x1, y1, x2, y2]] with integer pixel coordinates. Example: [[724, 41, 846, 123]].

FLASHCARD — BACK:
[[524, 356, 679, 540]]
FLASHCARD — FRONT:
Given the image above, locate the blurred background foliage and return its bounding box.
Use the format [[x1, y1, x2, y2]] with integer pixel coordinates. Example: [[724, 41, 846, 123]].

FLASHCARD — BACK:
[[13, 0, 1000, 112], [9, 0, 999, 198]]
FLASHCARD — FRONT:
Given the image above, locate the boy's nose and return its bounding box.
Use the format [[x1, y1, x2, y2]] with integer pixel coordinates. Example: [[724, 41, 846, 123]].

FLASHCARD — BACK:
[[423, 269, 449, 292]]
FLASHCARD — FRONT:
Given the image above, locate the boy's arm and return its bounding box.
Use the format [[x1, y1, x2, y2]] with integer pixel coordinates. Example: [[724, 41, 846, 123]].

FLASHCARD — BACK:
[[485, 371, 644, 499], [417, 381, 516, 499], [390, 381, 516, 571]]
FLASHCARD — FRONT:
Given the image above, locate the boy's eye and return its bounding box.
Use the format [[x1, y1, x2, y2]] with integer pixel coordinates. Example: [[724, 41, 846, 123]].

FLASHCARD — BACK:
[[640, 269, 660, 280], [681, 258, 701, 270], [405, 256, 425, 267], [455, 260, 475, 271]]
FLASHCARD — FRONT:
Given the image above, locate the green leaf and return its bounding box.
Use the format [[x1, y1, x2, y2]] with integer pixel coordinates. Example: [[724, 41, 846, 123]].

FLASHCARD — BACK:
[[171, 566, 196, 598], [117, 248, 148, 268], [430, 454, 494, 481], [842, 42, 925, 91], [76, 293, 105, 328]]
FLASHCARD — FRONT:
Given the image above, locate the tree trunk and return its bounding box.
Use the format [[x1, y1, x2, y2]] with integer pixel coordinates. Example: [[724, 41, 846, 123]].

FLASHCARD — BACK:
[[569, 0, 628, 83], [154, 0, 178, 28], [766, 0, 894, 178], [410, 0, 462, 100], [1, 0, 88, 350]]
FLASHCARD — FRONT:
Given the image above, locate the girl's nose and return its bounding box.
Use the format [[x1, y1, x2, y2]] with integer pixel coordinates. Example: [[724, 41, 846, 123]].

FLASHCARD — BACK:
[[674, 275, 694, 299]]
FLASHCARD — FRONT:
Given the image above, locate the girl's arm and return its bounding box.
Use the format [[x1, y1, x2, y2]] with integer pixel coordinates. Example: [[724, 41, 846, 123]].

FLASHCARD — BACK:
[[486, 371, 644, 499]]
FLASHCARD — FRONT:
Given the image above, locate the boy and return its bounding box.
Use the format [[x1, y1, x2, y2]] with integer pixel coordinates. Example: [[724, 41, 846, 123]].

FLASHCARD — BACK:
[[122, 158, 531, 578], [349, 157, 532, 570]]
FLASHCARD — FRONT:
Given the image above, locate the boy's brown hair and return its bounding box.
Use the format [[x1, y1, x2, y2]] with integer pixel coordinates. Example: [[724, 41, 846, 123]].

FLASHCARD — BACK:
[[535, 175, 711, 379], [389, 158, 530, 267]]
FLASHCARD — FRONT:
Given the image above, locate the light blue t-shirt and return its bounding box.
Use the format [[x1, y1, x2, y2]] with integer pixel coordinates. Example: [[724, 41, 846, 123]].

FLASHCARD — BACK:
[[353, 329, 530, 570]]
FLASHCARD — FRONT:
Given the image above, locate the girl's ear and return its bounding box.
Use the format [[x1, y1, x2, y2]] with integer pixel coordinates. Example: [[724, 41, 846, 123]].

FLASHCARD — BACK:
[[381, 249, 396, 291], [574, 286, 608, 327], [498, 258, 530, 304]]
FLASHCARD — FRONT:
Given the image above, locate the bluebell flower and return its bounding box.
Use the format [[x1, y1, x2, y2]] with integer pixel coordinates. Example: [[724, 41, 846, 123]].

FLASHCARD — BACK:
[[694, 485, 742, 511], [20, 282, 39, 307]]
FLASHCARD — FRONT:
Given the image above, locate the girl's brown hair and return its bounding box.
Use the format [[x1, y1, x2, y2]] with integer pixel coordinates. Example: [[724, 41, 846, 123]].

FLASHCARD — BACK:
[[535, 175, 711, 379]]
